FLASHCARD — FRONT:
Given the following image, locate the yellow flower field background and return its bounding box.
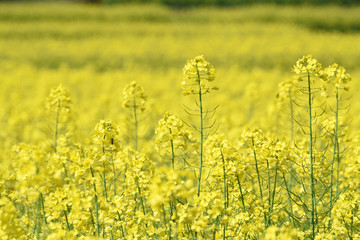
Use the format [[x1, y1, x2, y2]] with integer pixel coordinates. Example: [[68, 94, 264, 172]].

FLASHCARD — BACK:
[[1, 3, 360, 239]]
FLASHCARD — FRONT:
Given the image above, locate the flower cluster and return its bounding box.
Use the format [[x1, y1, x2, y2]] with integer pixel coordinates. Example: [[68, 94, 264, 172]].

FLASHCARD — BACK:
[[181, 55, 218, 95], [45, 84, 72, 116], [324, 63, 351, 90], [122, 81, 147, 112], [292, 54, 323, 76]]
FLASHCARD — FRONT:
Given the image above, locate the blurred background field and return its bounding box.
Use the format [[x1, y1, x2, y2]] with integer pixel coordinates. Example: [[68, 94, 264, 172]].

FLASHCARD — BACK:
[[1, 2, 360, 155]]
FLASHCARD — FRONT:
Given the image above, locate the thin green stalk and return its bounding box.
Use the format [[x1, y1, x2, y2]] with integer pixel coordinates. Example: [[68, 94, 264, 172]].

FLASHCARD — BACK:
[[111, 155, 117, 196], [170, 128, 175, 169], [168, 202, 173, 240], [36, 197, 42, 239], [54, 99, 60, 153], [336, 142, 340, 199], [283, 172, 295, 226], [102, 162, 108, 200], [64, 210, 71, 231], [133, 97, 138, 151], [40, 193, 47, 225], [90, 167, 100, 237], [110, 229, 114, 240], [328, 88, 339, 229], [266, 159, 271, 227], [268, 162, 278, 226], [89, 208, 95, 230], [196, 69, 204, 197], [136, 179, 147, 215], [32, 198, 40, 234], [307, 72, 316, 240], [236, 175, 246, 212], [252, 137, 263, 201], [289, 90, 294, 142], [252, 137, 267, 227], [221, 151, 227, 208], [221, 151, 227, 240]]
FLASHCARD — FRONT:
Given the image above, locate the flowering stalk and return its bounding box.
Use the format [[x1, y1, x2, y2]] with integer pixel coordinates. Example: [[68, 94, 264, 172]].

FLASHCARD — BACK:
[[122, 81, 147, 151], [307, 71, 317, 240], [54, 100, 60, 153], [328, 88, 338, 228], [90, 167, 100, 237], [182, 55, 217, 197], [45, 84, 71, 153], [197, 68, 204, 197], [323, 63, 351, 229], [292, 55, 324, 239]]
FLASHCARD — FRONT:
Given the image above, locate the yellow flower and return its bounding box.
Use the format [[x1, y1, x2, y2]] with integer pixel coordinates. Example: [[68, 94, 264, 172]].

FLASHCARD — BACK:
[[122, 81, 147, 112], [292, 54, 323, 76], [182, 55, 218, 95]]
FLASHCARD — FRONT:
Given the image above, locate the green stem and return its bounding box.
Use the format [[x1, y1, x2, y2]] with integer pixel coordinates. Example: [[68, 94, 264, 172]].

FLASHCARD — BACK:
[[252, 138, 263, 201], [54, 99, 60, 153], [268, 162, 278, 227], [90, 167, 100, 237], [101, 131, 108, 201], [110, 229, 114, 240], [102, 162, 108, 200], [307, 72, 316, 240], [336, 141, 340, 199], [111, 155, 117, 196], [236, 175, 246, 212], [136, 178, 146, 215], [64, 210, 71, 231], [289, 90, 294, 142], [170, 128, 175, 169], [328, 88, 339, 229], [252, 137, 267, 227], [168, 202, 173, 240], [196, 69, 204, 197], [40, 193, 47, 225], [133, 97, 138, 151], [283, 172, 295, 226], [221, 150, 227, 240], [266, 159, 271, 227]]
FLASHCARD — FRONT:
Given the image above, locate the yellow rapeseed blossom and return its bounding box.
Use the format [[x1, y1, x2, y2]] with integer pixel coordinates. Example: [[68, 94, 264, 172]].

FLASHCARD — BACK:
[[45, 84, 72, 116], [181, 55, 218, 95], [324, 63, 351, 90], [292, 54, 323, 76], [122, 81, 147, 112]]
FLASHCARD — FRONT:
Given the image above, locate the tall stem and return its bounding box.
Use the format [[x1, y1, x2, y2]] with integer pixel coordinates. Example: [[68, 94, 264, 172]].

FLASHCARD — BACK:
[[170, 128, 175, 169], [289, 90, 294, 142], [221, 151, 227, 240], [307, 72, 316, 240], [328, 88, 339, 229], [40, 193, 47, 225], [266, 159, 271, 227], [236, 175, 246, 212], [111, 155, 117, 196], [90, 167, 100, 237], [252, 138, 263, 201], [196, 69, 204, 197], [133, 97, 138, 151], [252, 137, 267, 226], [168, 202, 173, 240], [54, 99, 60, 153]]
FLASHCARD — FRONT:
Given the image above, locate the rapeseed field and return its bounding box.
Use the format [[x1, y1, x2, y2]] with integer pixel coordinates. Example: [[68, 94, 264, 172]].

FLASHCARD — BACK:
[[1, 3, 360, 239]]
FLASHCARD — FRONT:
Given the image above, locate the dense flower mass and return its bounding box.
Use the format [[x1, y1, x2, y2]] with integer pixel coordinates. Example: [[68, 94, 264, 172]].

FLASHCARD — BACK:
[[1, 4, 360, 240], [2, 54, 358, 240]]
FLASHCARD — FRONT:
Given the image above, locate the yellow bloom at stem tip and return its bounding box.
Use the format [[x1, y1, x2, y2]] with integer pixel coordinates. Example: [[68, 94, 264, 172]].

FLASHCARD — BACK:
[[182, 55, 218, 95]]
